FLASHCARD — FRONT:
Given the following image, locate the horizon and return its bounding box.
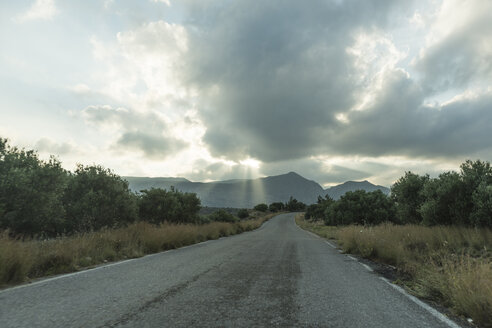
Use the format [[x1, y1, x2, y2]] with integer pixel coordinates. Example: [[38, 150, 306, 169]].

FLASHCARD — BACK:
[[123, 171, 383, 189], [1, 0, 491, 187]]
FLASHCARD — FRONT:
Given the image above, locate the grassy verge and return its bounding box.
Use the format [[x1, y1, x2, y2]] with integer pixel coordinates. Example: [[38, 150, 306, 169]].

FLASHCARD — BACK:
[[296, 214, 492, 328], [0, 214, 276, 288]]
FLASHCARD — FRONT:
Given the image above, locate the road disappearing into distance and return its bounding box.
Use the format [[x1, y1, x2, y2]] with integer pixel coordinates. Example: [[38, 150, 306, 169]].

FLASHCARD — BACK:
[[0, 213, 460, 327]]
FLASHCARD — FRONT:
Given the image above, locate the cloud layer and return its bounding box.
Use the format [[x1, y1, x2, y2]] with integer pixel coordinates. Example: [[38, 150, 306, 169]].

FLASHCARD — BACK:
[[82, 105, 188, 159], [15, 0, 58, 22], [174, 0, 492, 165], [2, 0, 491, 186]]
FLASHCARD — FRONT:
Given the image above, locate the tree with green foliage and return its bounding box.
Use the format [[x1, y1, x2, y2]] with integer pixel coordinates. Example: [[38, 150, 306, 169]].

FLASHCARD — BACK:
[[63, 164, 138, 232], [460, 160, 492, 226], [268, 202, 284, 212], [237, 208, 249, 219], [138, 187, 200, 224], [470, 182, 492, 227], [285, 196, 306, 212], [419, 172, 466, 226], [391, 172, 429, 224], [324, 190, 395, 226], [305, 195, 334, 221], [208, 209, 238, 222], [0, 138, 68, 236], [253, 203, 268, 212], [176, 189, 202, 223]]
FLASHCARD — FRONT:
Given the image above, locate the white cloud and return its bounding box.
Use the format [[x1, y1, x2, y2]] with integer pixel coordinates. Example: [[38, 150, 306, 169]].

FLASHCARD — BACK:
[[35, 137, 74, 155], [104, 0, 114, 9], [151, 0, 171, 6], [80, 104, 189, 160], [15, 0, 59, 23], [409, 12, 425, 29], [416, 0, 492, 93], [67, 83, 91, 94]]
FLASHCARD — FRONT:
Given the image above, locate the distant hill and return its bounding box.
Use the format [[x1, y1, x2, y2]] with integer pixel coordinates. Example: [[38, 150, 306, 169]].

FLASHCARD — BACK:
[[124, 172, 389, 208], [124, 177, 190, 192], [325, 180, 390, 200]]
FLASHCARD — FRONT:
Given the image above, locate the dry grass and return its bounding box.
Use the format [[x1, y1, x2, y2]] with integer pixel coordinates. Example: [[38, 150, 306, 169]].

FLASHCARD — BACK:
[[296, 214, 492, 327], [0, 214, 275, 288], [295, 213, 340, 240]]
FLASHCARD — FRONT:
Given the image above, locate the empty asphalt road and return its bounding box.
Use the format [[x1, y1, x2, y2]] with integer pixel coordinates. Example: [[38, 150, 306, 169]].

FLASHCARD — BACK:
[[0, 213, 460, 327]]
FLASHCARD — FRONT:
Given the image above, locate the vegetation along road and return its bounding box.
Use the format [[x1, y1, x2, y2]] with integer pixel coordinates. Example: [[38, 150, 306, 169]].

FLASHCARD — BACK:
[[0, 213, 461, 327]]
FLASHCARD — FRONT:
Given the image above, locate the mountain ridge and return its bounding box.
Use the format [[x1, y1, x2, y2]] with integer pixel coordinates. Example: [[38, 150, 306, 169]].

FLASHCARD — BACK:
[[124, 172, 389, 208]]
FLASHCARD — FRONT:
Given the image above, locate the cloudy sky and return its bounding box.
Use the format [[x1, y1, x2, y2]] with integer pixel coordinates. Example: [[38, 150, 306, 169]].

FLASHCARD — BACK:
[[1, 0, 491, 187]]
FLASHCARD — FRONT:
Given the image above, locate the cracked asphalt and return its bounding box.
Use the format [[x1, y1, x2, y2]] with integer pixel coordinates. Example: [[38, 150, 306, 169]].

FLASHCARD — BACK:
[[0, 213, 460, 327]]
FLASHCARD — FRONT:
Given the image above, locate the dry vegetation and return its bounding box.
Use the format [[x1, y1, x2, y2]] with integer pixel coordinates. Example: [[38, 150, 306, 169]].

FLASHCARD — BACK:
[[0, 214, 275, 288], [296, 214, 492, 328]]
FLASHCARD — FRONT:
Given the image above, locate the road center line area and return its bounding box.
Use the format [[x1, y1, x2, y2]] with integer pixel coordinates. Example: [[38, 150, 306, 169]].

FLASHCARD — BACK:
[[0, 213, 461, 328]]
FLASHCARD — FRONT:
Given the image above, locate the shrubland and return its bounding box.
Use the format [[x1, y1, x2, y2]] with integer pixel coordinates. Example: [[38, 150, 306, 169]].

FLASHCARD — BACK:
[[306, 159, 492, 227], [0, 137, 276, 287], [299, 159, 492, 327]]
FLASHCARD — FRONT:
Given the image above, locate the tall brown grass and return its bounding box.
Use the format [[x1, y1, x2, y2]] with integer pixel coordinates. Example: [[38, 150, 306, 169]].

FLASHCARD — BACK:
[[296, 214, 492, 328], [0, 214, 275, 288]]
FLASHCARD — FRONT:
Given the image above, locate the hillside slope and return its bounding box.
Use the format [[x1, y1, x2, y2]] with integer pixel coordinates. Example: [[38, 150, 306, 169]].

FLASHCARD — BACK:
[[125, 173, 389, 207]]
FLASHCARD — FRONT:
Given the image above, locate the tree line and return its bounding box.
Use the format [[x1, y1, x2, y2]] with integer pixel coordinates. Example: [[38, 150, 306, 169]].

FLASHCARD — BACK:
[[0, 138, 201, 237], [252, 196, 307, 213], [306, 159, 492, 227]]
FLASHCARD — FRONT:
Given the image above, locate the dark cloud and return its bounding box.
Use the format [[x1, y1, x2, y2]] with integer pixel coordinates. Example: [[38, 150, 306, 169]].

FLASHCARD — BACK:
[[331, 69, 492, 158], [180, 0, 415, 162], [82, 105, 188, 159], [171, 0, 492, 165], [117, 131, 187, 159]]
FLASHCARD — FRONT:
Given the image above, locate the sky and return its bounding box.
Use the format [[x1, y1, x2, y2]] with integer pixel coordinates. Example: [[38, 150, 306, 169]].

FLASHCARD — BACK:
[[1, 0, 491, 187]]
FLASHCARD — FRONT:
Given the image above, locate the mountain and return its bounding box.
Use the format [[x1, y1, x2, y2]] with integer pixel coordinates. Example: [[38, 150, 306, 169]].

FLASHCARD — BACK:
[[325, 180, 390, 200], [124, 172, 389, 208]]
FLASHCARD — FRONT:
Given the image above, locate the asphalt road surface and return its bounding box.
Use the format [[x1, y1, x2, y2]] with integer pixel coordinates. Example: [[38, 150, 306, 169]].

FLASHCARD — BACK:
[[0, 213, 460, 328]]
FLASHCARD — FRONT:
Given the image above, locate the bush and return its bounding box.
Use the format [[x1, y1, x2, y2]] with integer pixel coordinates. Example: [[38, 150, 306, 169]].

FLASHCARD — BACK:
[[391, 171, 429, 224], [395, 160, 492, 227], [285, 196, 306, 211], [324, 190, 395, 226], [268, 202, 284, 212], [461, 160, 492, 227], [208, 209, 238, 223], [237, 208, 249, 219], [471, 182, 492, 227], [305, 195, 333, 221], [138, 187, 201, 224], [253, 203, 268, 212], [419, 172, 466, 226], [63, 165, 138, 232], [0, 138, 68, 237]]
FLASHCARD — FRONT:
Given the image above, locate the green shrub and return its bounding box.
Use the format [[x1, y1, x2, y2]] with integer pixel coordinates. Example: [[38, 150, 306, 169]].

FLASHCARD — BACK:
[[63, 165, 138, 232], [237, 208, 249, 219], [253, 203, 268, 212], [0, 138, 68, 236], [305, 195, 333, 221], [324, 190, 395, 226], [208, 209, 238, 222], [138, 187, 201, 224], [268, 202, 284, 212], [391, 171, 429, 224], [285, 196, 306, 211]]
